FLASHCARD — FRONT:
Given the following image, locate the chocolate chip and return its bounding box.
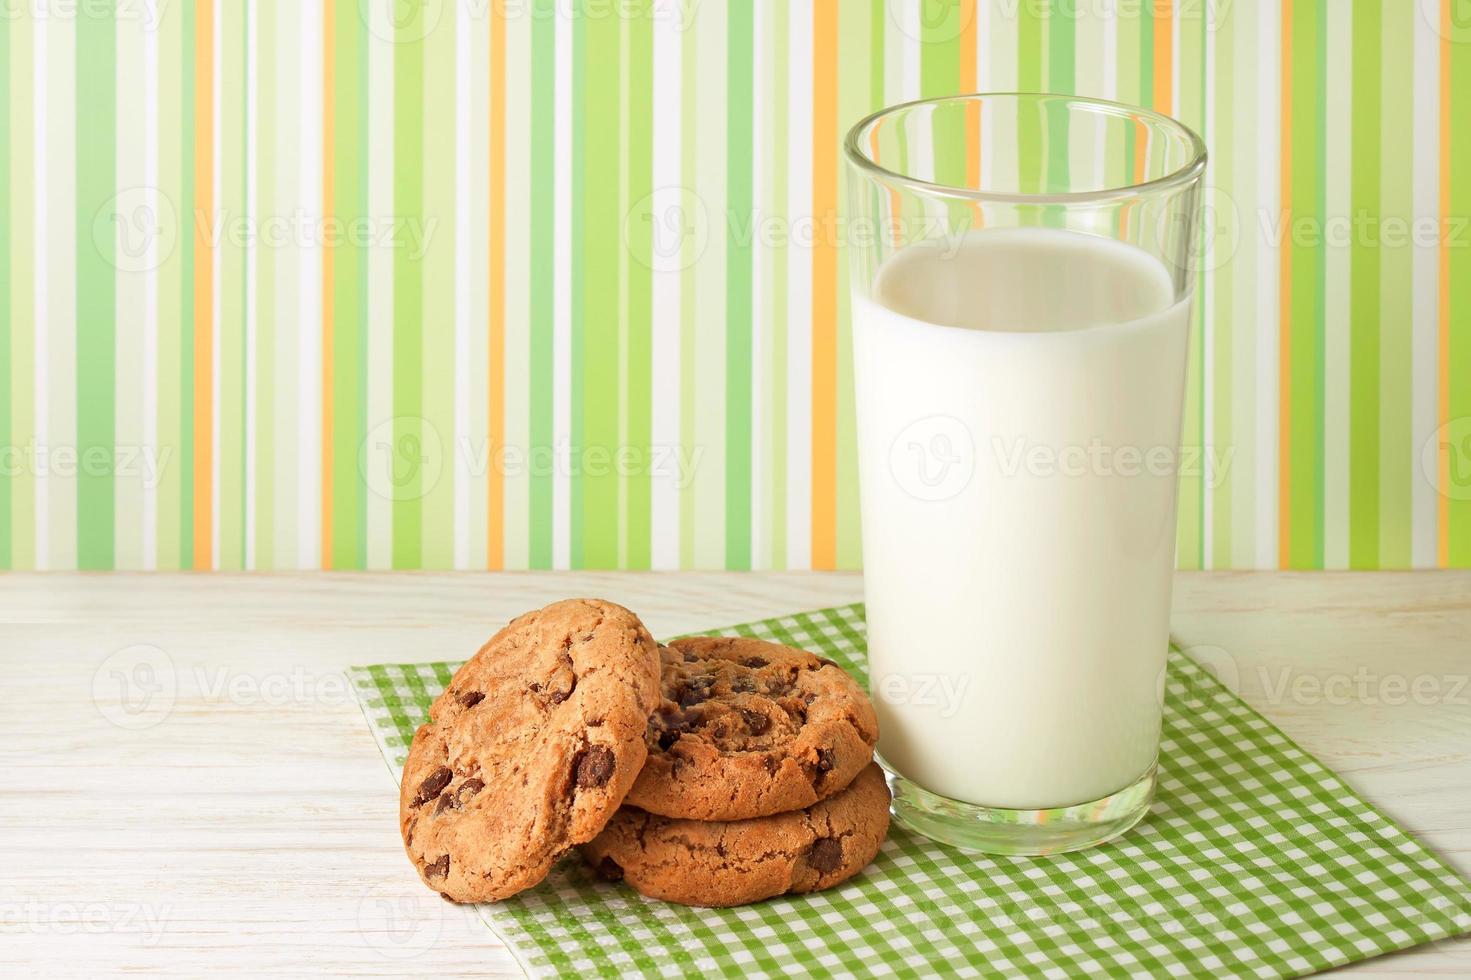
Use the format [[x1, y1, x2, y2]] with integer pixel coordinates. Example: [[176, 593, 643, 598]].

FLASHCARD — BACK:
[[682, 650, 698, 663], [731, 676, 756, 693], [548, 685, 572, 705], [671, 756, 689, 779], [457, 778, 485, 803], [816, 748, 836, 776], [574, 745, 616, 788], [676, 678, 711, 707], [458, 690, 485, 708], [656, 729, 681, 751], [433, 792, 458, 815], [425, 854, 450, 879], [740, 709, 770, 735], [808, 838, 843, 874], [415, 766, 453, 806], [743, 656, 769, 668], [762, 756, 779, 775], [596, 857, 624, 882]]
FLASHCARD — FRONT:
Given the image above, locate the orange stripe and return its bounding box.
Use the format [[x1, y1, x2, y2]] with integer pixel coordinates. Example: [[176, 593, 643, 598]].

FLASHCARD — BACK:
[[1152, 0, 1173, 116], [192, 0, 214, 570], [811, 0, 837, 570], [960, 1, 981, 227], [1278, 0, 1293, 568], [487, 3, 506, 570], [1439, 0, 1451, 567], [321, 0, 335, 569]]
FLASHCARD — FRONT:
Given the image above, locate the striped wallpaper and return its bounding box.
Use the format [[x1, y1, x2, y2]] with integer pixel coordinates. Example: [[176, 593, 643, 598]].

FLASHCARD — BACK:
[[0, 0, 1467, 571]]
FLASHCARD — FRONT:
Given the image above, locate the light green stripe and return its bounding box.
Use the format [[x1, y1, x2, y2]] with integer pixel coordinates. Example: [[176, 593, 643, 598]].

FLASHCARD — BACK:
[[1348, 0, 1380, 568], [0, 11, 10, 569], [76, 3, 117, 569], [1376, 1, 1412, 567], [725, 0, 753, 570], [217, 0, 246, 568], [765, 2, 789, 569], [1450, 15, 1471, 565], [623, 8, 652, 570], [420, 8, 454, 568], [569, 14, 585, 568], [392, 1, 424, 568], [527, 0, 553, 569], [253, 0, 276, 567], [919, 0, 959, 98], [331, 0, 367, 569], [1017, 3, 1044, 195], [7, 15, 33, 565], [1176, 1, 1206, 569], [580, 6, 620, 568], [1211, 7, 1235, 568]]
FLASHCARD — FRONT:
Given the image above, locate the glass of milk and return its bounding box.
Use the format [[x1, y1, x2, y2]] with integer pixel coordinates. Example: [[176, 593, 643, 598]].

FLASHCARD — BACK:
[[845, 94, 1205, 854]]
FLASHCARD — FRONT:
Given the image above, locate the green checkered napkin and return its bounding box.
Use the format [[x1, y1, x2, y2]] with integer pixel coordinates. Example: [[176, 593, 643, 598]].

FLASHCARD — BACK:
[[351, 604, 1471, 978]]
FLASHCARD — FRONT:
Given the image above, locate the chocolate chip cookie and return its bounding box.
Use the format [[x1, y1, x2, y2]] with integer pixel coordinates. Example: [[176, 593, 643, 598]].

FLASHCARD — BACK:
[[625, 635, 879, 821], [583, 762, 891, 907], [399, 599, 661, 903]]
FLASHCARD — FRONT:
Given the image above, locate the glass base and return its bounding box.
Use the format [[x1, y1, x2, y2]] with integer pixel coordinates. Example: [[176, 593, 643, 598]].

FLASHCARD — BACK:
[[880, 756, 1156, 856]]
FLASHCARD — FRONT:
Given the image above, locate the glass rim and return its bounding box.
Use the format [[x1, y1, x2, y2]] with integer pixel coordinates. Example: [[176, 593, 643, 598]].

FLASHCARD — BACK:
[[844, 92, 1207, 206]]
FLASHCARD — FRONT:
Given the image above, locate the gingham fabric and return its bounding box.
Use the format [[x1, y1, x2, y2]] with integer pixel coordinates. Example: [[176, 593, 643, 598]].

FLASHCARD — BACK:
[[351, 604, 1471, 978]]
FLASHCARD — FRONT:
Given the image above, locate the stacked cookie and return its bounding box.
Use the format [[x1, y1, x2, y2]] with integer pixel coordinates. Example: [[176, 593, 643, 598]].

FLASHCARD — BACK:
[[399, 599, 888, 908]]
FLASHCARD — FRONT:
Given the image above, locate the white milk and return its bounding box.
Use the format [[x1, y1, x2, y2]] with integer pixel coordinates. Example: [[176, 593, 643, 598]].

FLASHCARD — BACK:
[[853, 227, 1190, 810]]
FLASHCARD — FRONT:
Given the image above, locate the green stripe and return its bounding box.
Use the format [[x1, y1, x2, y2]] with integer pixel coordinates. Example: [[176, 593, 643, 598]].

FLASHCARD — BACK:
[[1451, 16, 1471, 565], [1176, 5, 1206, 569], [1376, 0, 1412, 567], [392, 3, 424, 568], [528, 0, 553, 569], [623, 7, 652, 569], [724, 0, 753, 570], [677, 20, 697, 569], [331, 0, 367, 569], [919, 0, 960, 99], [1287, 0, 1324, 568], [580, 6, 620, 568], [1017, 3, 1044, 195], [77, 4, 117, 569], [179, 0, 196, 568], [0, 12, 10, 569], [1349, 0, 1380, 568], [421, 7, 454, 568]]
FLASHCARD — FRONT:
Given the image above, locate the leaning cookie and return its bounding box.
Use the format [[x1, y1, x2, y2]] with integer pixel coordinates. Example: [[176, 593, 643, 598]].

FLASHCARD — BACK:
[[582, 763, 891, 907], [399, 599, 661, 903], [625, 636, 879, 821]]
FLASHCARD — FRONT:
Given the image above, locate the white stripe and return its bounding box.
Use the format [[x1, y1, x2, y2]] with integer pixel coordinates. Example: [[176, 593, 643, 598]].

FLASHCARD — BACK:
[[365, 7, 394, 569], [1321, 5, 1351, 569], [243, 0, 257, 569], [552, 6, 572, 569], [114, 14, 146, 568], [143, 4, 161, 570], [453, 0, 473, 569], [649, 5, 682, 570], [1254, 0, 1281, 568], [1101, 11, 1117, 102], [297, 0, 323, 568], [211, 0, 223, 569], [1410, 5, 1441, 567], [895, 1, 922, 102], [32, 16, 48, 570], [785, 0, 812, 570]]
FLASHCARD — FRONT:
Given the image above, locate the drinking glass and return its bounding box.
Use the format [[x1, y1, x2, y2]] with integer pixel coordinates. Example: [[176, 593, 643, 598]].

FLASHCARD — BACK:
[[845, 94, 1205, 854]]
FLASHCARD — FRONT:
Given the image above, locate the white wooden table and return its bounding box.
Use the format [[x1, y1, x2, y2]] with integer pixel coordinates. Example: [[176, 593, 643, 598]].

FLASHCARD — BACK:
[[3, 571, 1468, 977]]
